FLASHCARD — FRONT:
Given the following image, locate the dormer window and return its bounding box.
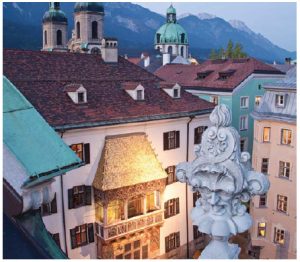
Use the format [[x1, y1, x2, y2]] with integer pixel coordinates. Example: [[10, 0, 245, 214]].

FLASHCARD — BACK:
[[161, 82, 181, 99], [276, 94, 285, 107], [218, 69, 236, 80], [196, 70, 213, 80], [122, 82, 145, 101], [64, 84, 87, 104], [137, 90, 143, 101]]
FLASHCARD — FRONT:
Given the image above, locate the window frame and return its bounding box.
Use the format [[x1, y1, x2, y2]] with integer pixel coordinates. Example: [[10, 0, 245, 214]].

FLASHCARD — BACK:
[[136, 89, 143, 101], [92, 21, 98, 39], [240, 137, 248, 152], [173, 88, 179, 98], [165, 232, 180, 253], [70, 143, 90, 164], [239, 115, 248, 131], [194, 126, 208, 145], [164, 198, 180, 219], [210, 96, 219, 105], [257, 222, 266, 238], [274, 228, 285, 245], [68, 185, 92, 209], [279, 161, 290, 179], [163, 131, 180, 151], [275, 94, 285, 108], [240, 96, 249, 109], [70, 223, 94, 249], [281, 129, 292, 145], [263, 127, 271, 143], [259, 193, 267, 208], [255, 96, 262, 107], [276, 194, 288, 213], [261, 158, 269, 175], [165, 165, 177, 185]]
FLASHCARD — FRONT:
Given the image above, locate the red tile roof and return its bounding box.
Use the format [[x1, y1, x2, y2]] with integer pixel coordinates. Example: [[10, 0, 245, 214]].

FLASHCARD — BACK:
[[127, 58, 142, 65], [121, 82, 142, 90], [155, 58, 284, 91], [3, 49, 214, 130]]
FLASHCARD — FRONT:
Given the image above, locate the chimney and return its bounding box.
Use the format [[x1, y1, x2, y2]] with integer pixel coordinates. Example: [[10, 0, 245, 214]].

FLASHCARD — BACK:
[[163, 53, 171, 66], [101, 38, 118, 63], [144, 56, 150, 67]]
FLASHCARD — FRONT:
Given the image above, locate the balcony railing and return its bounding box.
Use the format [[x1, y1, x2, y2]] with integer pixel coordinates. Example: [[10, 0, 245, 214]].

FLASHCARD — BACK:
[[95, 210, 164, 241]]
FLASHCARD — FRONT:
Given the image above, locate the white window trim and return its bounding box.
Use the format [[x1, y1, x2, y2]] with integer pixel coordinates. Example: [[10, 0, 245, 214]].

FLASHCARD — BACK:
[[239, 115, 248, 131], [255, 96, 262, 107], [275, 94, 285, 108], [240, 96, 249, 109]]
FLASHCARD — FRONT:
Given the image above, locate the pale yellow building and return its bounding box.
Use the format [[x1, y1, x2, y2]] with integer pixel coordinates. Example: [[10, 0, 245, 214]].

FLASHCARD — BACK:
[[249, 66, 296, 259]]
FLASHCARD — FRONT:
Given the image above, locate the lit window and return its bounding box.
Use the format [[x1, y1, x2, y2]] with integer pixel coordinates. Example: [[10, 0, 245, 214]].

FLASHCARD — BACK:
[[274, 228, 285, 245], [261, 158, 269, 174], [146, 191, 160, 213], [281, 129, 292, 145], [263, 127, 271, 142], [165, 232, 180, 253], [255, 96, 262, 106], [163, 131, 180, 150], [239, 115, 248, 131], [259, 194, 267, 207], [240, 97, 249, 108], [194, 126, 208, 144], [240, 137, 248, 152], [107, 200, 124, 224], [211, 96, 219, 105], [275, 94, 285, 107], [70, 143, 90, 164], [165, 166, 177, 184], [279, 161, 290, 179], [257, 222, 266, 237], [128, 197, 143, 219], [277, 195, 288, 213]]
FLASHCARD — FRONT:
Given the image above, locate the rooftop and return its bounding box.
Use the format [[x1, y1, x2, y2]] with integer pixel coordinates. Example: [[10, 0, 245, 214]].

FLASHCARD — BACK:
[[3, 49, 214, 131]]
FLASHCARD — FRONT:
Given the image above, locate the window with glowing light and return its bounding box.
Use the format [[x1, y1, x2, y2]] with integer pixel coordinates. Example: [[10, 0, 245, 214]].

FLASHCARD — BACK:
[[263, 127, 271, 142], [128, 196, 143, 219], [274, 228, 285, 245], [41, 193, 57, 216], [257, 222, 266, 237], [281, 129, 292, 145], [70, 143, 90, 164], [146, 191, 160, 213], [96, 202, 104, 223], [279, 161, 290, 179], [107, 200, 124, 224], [255, 96, 262, 107], [277, 195, 288, 213]]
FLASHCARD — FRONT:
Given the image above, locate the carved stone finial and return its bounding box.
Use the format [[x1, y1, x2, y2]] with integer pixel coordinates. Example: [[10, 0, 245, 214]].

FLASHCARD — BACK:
[[176, 104, 270, 259]]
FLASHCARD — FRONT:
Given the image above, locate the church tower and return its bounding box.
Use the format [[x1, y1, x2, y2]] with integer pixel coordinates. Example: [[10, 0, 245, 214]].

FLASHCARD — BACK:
[[42, 2, 68, 52], [68, 3, 104, 54], [154, 5, 189, 58]]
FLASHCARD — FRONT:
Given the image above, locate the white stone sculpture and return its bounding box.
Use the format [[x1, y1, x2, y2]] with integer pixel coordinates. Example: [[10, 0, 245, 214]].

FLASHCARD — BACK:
[[176, 104, 270, 259]]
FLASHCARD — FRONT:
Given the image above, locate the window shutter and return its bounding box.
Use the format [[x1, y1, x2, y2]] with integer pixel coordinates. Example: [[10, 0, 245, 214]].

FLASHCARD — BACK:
[[165, 236, 169, 253], [70, 228, 76, 249], [87, 223, 95, 243], [68, 188, 74, 209], [51, 193, 57, 214], [176, 198, 180, 214], [85, 186, 92, 205], [163, 132, 169, 150], [176, 232, 180, 247], [164, 201, 168, 219], [176, 131, 180, 148], [84, 143, 90, 164]]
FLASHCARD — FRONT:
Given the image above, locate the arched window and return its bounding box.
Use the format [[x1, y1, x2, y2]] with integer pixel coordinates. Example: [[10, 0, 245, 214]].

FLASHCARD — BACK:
[[92, 21, 98, 39], [180, 46, 184, 57], [57, 30, 62, 45], [44, 30, 47, 45], [76, 22, 80, 39], [168, 46, 172, 54], [156, 33, 161, 43], [181, 33, 185, 44]]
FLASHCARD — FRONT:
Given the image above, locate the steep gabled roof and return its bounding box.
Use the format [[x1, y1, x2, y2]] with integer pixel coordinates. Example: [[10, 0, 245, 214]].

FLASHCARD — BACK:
[[3, 49, 214, 130], [155, 58, 284, 91]]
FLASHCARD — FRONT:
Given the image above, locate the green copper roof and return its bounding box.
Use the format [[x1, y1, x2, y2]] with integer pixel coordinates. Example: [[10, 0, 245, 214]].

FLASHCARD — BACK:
[[3, 76, 83, 188], [167, 5, 176, 14], [155, 22, 188, 45], [42, 7, 67, 23], [74, 2, 104, 13]]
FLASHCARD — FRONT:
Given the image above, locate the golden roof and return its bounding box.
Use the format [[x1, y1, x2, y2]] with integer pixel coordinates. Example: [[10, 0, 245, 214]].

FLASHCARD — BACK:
[[93, 133, 167, 191]]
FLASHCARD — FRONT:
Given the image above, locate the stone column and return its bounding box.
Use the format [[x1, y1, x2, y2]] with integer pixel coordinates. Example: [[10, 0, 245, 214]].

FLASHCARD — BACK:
[[176, 104, 270, 259]]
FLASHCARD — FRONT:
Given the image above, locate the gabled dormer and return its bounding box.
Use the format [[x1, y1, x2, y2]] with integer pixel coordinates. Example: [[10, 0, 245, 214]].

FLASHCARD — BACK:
[[161, 82, 181, 99], [122, 82, 145, 101], [64, 83, 87, 104], [218, 69, 236, 80]]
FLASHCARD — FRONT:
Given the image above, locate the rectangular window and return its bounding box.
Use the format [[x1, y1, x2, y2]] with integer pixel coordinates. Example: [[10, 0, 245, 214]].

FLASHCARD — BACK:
[[164, 198, 180, 218], [277, 195, 288, 213], [163, 131, 180, 150], [281, 129, 292, 145], [51, 233, 61, 248], [68, 185, 92, 209], [70, 223, 94, 249], [165, 166, 177, 184], [137, 90, 143, 100], [165, 232, 180, 253], [240, 97, 249, 108], [274, 228, 285, 245], [275, 94, 285, 107], [142, 245, 148, 259], [128, 196, 143, 219], [41, 193, 57, 216], [173, 88, 179, 98], [257, 222, 266, 237], [255, 96, 262, 107], [78, 92, 85, 103], [70, 143, 90, 164], [259, 194, 267, 207], [240, 137, 248, 152], [263, 127, 271, 142], [211, 96, 219, 105], [146, 191, 160, 213], [261, 158, 269, 174], [194, 126, 208, 144], [239, 115, 248, 131], [107, 200, 124, 224], [279, 161, 290, 179]]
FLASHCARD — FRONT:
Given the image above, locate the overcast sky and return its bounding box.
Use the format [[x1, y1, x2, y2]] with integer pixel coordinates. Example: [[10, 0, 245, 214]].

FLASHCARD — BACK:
[[135, 2, 296, 52]]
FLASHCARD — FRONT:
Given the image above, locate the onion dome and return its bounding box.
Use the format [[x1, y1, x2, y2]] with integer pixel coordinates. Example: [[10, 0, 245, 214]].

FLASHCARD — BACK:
[[74, 2, 104, 13], [42, 3, 67, 23], [154, 5, 188, 45]]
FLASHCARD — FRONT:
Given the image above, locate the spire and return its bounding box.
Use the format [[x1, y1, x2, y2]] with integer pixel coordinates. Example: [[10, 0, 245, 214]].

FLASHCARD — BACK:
[[166, 4, 176, 23], [49, 2, 60, 10]]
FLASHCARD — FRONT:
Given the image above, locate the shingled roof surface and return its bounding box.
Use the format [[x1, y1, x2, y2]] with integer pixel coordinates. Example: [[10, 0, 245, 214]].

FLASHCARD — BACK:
[[3, 49, 214, 130], [155, 58, 284, 91]]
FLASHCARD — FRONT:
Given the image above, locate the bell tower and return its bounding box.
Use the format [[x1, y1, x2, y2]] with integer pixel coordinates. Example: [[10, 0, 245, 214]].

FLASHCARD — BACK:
[[42, 2, 68, 52]]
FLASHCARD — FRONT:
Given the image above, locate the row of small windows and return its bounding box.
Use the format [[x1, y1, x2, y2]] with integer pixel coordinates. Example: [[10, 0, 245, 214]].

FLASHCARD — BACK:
[[76, 21, 99, 39], [44, 30, 62, 46], [260, 157, 291, 179], [156, 33, 186, 44], [256, 223, 286, 245], [262, 127, 292, 145], [259, 193, 288, 214]]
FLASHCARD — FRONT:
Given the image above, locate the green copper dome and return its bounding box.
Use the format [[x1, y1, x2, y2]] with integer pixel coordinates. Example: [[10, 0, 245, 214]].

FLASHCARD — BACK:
[[154, 5, 188, 45], [42, 3, 67, 23], [74, 2, 104, 13]]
